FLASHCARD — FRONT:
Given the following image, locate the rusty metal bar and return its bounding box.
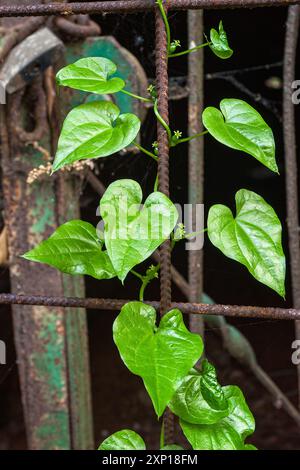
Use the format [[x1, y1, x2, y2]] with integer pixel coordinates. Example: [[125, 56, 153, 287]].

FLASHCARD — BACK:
[[155, 1, 174, 444], [0, 294, 300, 320], [0, 0, 299, 18], [188, 9, 204, 337], [283, 5, 300, 408], [155, 2, 172, 316]]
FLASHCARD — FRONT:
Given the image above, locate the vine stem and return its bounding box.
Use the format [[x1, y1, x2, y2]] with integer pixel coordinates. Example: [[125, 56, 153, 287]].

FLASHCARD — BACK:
[[185, 227, 208, 239], [169, 41, 210, 58], [160, 421, 165, 449], [119, 88, 152, 103], [139, 281, 147, 302], [139, 264, 160, 301], [134, 141, 158, 161], [156, 0, 171, 55], [153, 99, 172, 143], [174, 130, 208, 145], [154, 173, 159, 192], [131, 269, 144, 281]]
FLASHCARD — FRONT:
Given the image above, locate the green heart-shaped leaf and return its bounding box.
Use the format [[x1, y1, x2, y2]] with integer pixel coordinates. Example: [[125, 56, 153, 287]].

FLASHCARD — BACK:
[[113, 302, 203, 417], [202, 99, 277, 172], [209, 21, 233, 59], [98, 429, 146, 450], [100, 179, 178, 282], [169, 367, 229, 425], [207, 189, 285, 297], [23, 220, 116, 280], [56, 57, 125, 94], [52, 101, 140, 172]]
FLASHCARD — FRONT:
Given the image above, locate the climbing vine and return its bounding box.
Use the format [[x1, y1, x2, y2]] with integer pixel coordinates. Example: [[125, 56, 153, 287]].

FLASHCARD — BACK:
[[24, 1, 285, 450]]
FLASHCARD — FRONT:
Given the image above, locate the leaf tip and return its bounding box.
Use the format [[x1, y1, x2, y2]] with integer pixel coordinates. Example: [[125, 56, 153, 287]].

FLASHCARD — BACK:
[[50, 164, 58, 175], [21, 251, 33, 262]]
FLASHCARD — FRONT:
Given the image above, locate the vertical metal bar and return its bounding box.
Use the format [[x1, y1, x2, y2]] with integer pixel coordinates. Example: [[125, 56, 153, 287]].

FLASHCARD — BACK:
[[155, 4, 172, 316], [155, 1, 174, 443], [188, 9, 205, 337], [283, 4, 300, 408]]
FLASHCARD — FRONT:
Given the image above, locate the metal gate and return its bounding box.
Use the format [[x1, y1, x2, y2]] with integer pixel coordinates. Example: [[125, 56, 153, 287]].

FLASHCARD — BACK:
[[0, 0, 300, 449]]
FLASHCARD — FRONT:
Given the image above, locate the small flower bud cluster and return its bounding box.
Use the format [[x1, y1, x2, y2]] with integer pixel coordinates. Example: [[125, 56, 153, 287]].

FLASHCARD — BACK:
[[27, 160, 94, 184]]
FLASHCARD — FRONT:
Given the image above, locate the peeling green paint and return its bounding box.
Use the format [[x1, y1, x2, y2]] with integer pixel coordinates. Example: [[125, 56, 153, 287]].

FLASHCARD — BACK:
[[34, 316, 66, 399], [30, 204, 54, 234], [35, 411, 70, 450]]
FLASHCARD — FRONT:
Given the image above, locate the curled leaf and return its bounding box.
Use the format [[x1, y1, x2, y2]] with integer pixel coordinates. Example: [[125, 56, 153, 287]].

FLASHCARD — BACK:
[[169, 368, 230, 425], [209, 21, 233, 59], [200, 359, 228, 411]]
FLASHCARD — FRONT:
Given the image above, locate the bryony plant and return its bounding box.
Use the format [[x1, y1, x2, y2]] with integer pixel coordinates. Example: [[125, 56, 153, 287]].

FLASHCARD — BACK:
[[24, 2, 285, 450]]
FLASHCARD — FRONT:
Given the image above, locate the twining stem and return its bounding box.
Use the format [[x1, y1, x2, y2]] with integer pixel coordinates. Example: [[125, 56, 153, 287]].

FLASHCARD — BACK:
[[169, 42, 210, 58], [154, 99, 172, 142], [154, 173, 159, 192], [156, 0, 171, 55], [120, 89, 152, 103], [139, 280, 148, 302], [134, 141, 158, 162], [171, 228, 208, 250], [185, 228, 208, 239], [160, 421, 165, 449], [138, 264, 160, 301], [174, 130, 208, 145]]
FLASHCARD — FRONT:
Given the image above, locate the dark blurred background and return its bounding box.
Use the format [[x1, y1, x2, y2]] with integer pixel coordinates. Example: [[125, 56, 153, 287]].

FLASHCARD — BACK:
[[1, 5, 300, 450]]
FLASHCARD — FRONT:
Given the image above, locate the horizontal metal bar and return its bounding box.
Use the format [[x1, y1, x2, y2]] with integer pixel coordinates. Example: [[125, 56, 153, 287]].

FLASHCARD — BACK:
[[0, 0, 298, 18], [0, 293, 299, 320]]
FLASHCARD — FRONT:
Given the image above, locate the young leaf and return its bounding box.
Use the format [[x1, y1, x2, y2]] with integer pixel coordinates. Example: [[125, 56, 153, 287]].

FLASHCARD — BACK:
[[52, 101, 140, 172], [179, 385, 255, 450], [100, 179, 178, 282], [22, 220, 116, 280], [56, 57, 125, 94], [113, 302, 203, 418], [209, 21, 233, 59], [169, 368, 230, 425], [200, 359, 228, 411], [98, 429, 146, 450], [202, 99, 277, 172], [180, 419, 246, 451], [207, 189, 285, 297]]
